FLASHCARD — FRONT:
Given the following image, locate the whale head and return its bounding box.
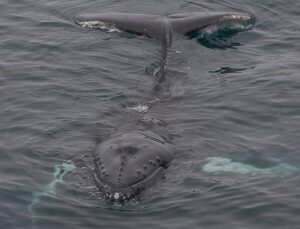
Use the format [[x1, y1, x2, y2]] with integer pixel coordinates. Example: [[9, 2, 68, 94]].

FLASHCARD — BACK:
[[94, 131, 173, 201]]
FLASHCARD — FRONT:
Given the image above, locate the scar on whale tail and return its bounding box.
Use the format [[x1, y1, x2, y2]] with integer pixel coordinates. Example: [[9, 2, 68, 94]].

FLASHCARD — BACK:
[[73, 11, 255, 201]]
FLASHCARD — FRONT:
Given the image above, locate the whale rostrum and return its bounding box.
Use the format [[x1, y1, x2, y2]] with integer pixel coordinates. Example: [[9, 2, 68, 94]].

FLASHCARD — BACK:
[[94, 131, 173, 200]]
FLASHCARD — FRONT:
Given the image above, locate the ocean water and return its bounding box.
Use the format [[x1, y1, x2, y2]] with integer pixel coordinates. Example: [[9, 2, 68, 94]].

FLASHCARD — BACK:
[[1, 0, 300, 228]]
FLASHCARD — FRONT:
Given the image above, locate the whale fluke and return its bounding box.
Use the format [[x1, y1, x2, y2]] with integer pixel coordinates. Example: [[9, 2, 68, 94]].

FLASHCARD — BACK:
[[74, 12, 255, 43]]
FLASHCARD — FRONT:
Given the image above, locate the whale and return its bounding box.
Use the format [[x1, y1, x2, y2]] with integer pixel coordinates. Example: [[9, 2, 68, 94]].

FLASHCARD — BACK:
[[74, 11, 256, 201]]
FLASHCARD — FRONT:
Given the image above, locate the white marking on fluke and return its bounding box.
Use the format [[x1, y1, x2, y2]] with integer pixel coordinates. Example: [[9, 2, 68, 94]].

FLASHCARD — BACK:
[[79, 21, 121, 33]]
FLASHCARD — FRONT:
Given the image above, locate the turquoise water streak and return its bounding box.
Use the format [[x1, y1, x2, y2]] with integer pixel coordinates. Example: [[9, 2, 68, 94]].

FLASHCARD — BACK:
[[0, 0, 300, 229], [28, 161, 75, 226], [203, 157, 298, 177]]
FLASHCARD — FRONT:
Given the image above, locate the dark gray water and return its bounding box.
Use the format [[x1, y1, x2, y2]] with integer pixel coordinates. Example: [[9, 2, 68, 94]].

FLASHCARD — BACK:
[[1, 0, 300, 228]]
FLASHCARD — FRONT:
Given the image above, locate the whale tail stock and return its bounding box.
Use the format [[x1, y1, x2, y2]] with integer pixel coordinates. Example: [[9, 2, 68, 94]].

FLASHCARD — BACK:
[[74, 11, 255, 42]]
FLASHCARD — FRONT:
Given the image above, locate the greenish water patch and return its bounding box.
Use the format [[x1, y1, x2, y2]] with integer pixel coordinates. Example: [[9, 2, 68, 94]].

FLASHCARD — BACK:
[[28, 161, 76, 226], [203, 157, 298, 177]]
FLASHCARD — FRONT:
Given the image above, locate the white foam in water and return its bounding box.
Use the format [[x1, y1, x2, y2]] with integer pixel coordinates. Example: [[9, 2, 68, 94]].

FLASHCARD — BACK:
[[128, 104, 150, 113], [153, 67, 160, 76], [126, 98, 160, 113], [203, 157, 298, 177], [113, 192, 121, 200]]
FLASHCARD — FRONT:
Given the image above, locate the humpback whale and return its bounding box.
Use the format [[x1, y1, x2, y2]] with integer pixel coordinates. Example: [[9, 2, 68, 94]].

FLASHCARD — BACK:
[[74, 11, 256, 201]]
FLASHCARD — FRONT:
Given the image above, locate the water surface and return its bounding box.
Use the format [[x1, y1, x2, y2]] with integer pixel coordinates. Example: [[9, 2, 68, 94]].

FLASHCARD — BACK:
[[1, 0, 300, 228]]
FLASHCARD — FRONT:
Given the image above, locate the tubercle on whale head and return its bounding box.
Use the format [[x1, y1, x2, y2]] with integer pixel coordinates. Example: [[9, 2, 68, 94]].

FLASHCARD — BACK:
[[93, 171, 137, 201], [94, 162, 165, 201], [93, 131, 174, 201]]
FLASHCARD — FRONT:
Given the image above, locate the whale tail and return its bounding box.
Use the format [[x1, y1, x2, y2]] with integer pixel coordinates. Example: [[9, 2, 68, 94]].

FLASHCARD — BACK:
[[74, 11, 255, 42]]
